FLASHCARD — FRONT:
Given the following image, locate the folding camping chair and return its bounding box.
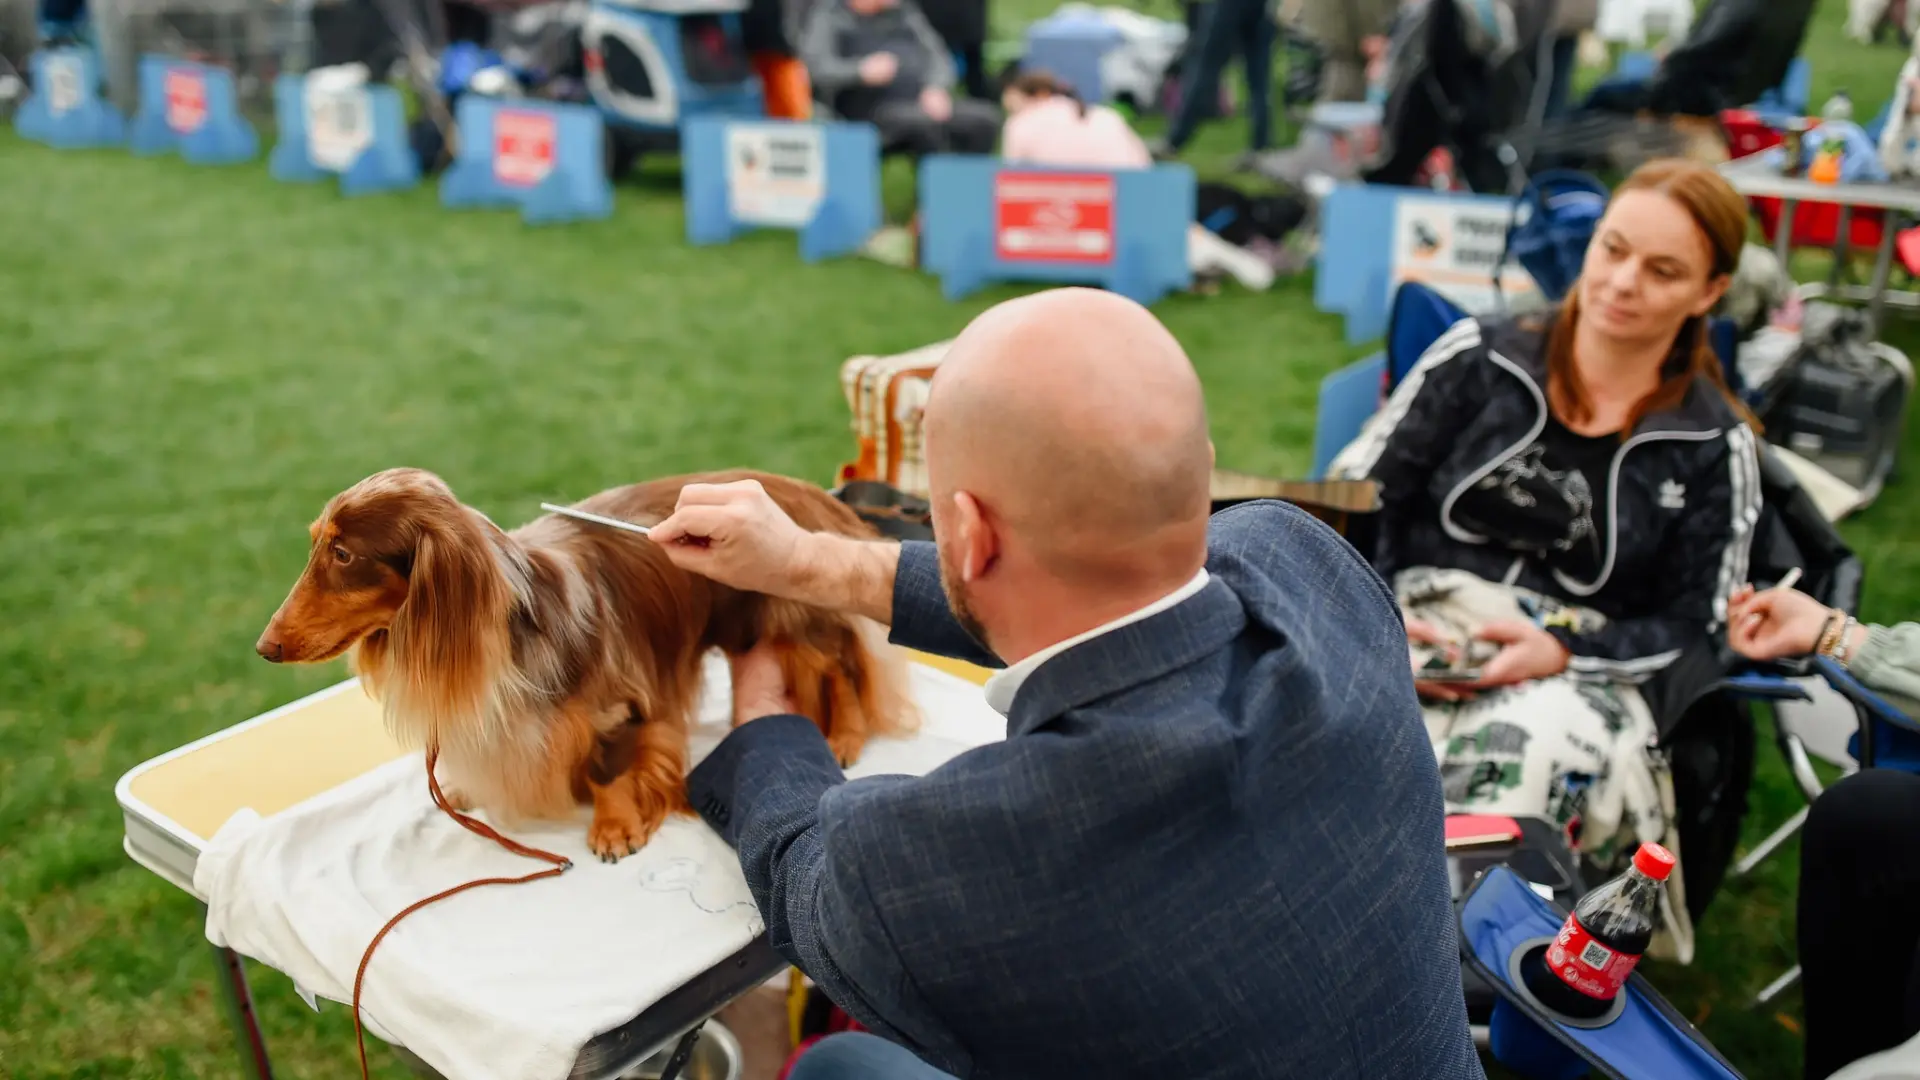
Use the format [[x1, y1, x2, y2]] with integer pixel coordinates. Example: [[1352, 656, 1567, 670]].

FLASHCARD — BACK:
[[1743, 652, 1920, 1007]]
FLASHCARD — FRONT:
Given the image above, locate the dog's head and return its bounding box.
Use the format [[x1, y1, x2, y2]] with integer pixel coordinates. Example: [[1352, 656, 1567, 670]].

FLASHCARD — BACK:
[[255, 467, 505, 668]]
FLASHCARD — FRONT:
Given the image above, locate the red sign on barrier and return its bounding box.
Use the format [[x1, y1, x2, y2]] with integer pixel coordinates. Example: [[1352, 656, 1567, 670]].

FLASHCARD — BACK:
[[164, 68, 206, 134], [993, 173, 1115, 264], [494, 110, 557, 187]]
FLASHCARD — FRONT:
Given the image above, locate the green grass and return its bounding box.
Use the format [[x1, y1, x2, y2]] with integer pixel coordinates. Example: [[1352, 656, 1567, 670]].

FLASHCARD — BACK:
[[5, 0, 1920, 1075]]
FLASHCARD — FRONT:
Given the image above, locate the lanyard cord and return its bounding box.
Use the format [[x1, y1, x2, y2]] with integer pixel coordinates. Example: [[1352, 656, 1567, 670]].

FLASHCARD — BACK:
[[351, 742, 573, 1079]]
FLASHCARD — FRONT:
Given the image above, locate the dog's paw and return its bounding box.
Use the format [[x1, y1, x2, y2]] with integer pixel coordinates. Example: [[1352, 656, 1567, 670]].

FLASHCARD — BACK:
[[826, 731, 865, 768], [587, 812, 654, 863]]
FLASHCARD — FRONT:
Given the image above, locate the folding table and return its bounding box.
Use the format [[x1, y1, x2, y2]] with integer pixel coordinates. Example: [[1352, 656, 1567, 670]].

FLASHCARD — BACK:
[[116, 650, 995, 1080]]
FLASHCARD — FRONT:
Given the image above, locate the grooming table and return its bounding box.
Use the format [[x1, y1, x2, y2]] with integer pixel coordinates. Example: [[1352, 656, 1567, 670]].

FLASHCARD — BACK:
[[116, 650, 997, 1080]]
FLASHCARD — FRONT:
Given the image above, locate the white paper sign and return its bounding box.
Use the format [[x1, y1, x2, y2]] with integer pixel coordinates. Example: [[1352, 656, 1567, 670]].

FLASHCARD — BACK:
[[725, 122, 825, 229], [1391, 195, 1540, 314], [45, 53, 83, 116], [303, 65, 374, 173]]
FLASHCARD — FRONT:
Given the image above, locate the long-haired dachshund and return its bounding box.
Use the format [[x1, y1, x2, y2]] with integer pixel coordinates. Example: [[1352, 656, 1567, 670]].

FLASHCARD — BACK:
[[254, 468, 919, 860]]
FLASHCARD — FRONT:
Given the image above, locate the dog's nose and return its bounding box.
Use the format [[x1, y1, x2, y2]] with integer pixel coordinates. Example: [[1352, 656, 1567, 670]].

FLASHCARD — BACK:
[[256, 636, 284, 663]]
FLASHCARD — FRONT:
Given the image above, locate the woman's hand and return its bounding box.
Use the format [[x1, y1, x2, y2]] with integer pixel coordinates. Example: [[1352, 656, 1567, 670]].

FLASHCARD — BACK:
[[1407, 617, 1475, 703], [1471, 620, 1572, 688], [1727, 584, 1833, 661]]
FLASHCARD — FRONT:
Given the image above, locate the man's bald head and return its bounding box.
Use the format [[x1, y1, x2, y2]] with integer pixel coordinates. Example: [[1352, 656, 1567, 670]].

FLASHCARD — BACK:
[[923, 288, 1211, 590]]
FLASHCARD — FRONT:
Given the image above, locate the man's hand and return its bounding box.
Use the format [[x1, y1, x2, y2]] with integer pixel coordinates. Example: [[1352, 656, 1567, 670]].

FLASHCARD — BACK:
[[729, 641, 796, 727], [858, 51, 898, 86], [918, 85, 952, 122], [1406, 617, 1473, 704], [1471, 620, 1572, 688], [648, 478, 901, 626], [1727, 583, 1836, 661], [649, 479, 817, 597]]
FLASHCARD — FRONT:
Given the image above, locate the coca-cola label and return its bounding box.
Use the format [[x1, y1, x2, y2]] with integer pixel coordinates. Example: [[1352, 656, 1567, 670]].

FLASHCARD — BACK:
[[1544, 913, 1641, 1001]]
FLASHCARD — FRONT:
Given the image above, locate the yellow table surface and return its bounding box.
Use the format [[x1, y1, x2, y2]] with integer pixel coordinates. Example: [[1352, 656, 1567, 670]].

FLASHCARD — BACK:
[[123, 651, 994, 846]]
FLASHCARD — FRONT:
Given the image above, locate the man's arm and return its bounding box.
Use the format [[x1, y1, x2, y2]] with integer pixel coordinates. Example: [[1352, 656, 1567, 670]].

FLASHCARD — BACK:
[[900, 2, 957, 89], [796, 5, 865, 98], [648, 479, 1002, 668], [793, 534, 1001, 668], [685, 716, 971, 1072]]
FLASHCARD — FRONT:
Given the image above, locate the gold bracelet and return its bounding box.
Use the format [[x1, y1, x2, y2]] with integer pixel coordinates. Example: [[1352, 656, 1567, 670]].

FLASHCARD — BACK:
[[1815, 611, 1844, 657], [1833, 617, 1862, 667]]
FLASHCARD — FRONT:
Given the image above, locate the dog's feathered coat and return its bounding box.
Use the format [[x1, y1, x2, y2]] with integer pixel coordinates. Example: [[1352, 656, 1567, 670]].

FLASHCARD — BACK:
[[255, 468, 917, 859]]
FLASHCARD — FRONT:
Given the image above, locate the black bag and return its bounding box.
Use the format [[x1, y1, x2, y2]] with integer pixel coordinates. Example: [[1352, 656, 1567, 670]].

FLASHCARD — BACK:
[[834, 481, 933, 541], [1760, 305, 1911, 499]]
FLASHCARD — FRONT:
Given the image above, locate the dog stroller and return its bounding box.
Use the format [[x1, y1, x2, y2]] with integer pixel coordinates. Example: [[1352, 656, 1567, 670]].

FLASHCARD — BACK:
[[1358, 0, 1561, 195]]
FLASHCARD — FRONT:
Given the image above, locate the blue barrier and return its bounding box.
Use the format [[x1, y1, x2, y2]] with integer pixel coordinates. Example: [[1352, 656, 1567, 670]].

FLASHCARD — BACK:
[[918, 156, 1193, 305], [1311, 352, 1385, 479], [1022, 9, 1125, 103], [127, 55, 257, 164], [268, 72, 419, 195], [1315, 183, 1538, 343], [439, 96, 613, 225], [14, 47, 126, 148], [682, 117, 882, 262]]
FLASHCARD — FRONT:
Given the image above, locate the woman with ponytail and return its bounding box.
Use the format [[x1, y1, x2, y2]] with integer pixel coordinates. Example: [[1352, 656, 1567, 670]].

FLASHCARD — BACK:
[[1329, 159, 1762, 955]]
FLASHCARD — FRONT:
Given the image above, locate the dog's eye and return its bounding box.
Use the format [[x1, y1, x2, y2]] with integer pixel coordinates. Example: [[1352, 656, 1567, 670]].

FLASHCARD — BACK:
[[332, 546, 354, 566]]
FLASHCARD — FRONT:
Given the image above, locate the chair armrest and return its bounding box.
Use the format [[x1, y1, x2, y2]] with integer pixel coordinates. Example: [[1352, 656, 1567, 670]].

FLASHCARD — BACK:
[[1812, 656, 1920, 735], [1716, 670, 1814, 702]]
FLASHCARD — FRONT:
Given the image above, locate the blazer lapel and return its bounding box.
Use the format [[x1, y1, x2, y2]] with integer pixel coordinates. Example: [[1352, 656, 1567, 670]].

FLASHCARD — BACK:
[[1005, 579, 1247, 738]]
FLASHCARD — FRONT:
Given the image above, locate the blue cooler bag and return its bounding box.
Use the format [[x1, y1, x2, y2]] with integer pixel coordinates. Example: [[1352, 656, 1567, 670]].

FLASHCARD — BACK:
[[1458, 866, 1746, 1080]]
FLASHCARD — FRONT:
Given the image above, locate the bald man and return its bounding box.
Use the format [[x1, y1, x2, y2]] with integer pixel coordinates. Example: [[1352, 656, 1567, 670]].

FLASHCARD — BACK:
[[651, 288, 1482, 1080]]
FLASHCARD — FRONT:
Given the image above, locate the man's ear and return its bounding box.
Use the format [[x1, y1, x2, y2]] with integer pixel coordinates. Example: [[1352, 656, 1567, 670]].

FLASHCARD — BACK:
[[950, 490, 995, 583]]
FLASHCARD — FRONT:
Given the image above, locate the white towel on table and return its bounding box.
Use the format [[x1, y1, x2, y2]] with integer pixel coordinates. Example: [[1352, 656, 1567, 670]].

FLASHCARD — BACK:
[[193, 653, 1005, 1080]]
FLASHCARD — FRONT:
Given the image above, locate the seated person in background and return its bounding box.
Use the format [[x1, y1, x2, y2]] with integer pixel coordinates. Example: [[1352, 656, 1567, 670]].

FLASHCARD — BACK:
[[1000, 68, 1150, 168], [999, 69, 1280, 291], [648, 287, 1483, 1079], [1728, 585, 1920, 1080], [798, 0, 999, 158], [1329, 158, 1761, 957]]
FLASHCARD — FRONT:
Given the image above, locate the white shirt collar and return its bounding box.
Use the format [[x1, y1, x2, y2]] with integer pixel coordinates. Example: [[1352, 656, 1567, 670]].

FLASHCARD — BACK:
[[982, 568, 1212, 716]]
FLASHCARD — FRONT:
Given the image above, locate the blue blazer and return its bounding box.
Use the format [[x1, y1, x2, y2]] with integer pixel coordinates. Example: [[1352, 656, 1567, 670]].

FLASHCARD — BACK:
[[687, 500, 1484, 1079]]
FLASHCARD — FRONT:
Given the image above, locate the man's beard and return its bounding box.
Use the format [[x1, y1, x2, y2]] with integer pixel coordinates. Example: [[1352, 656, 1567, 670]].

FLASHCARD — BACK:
[[937, 542, 992, 649]]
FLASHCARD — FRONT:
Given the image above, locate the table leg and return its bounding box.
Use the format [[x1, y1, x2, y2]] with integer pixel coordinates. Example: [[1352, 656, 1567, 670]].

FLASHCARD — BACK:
[[1833, 205, 1854, 287], [1775, 198, 1797, 267], [1870, 212, 1900, 337], [656, 1023, 705, 1080], [210, 941, 276, 1080]]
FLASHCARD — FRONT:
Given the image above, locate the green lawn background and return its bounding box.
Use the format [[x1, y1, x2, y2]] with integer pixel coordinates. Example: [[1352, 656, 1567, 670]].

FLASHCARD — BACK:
[[4, 0, 1919, 1075]]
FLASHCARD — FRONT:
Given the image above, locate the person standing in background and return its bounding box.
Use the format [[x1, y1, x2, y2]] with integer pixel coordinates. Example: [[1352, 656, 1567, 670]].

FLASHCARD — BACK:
[[1152, 0, 1278, 158], [1545, 0, 1599, 119], [1287, 0, 1398, 103]]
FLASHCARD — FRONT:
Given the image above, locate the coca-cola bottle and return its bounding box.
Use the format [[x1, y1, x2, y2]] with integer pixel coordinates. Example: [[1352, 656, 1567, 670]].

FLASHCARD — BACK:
[[1520, 841, 1676, 1020]]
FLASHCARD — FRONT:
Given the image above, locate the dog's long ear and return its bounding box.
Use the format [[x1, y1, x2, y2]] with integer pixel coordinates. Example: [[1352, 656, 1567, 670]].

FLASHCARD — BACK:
[[385, 505, 514, 745]]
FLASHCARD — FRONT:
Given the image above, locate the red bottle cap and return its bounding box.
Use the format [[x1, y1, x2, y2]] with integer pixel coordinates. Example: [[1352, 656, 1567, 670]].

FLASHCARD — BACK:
[[1632, 842, 1676, 881]]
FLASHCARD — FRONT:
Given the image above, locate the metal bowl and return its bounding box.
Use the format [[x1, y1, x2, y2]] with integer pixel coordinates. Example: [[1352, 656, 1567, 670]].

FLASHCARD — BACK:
[[621, 1021, 744, 1080]]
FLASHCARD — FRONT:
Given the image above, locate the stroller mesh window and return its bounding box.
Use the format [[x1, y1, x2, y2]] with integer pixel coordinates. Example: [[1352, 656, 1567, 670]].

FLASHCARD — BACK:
[[678, 15, 748, 86], [600, 35, 654, 99]]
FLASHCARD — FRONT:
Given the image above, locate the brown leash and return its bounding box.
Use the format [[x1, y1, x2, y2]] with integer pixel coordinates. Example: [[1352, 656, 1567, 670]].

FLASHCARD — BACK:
[[351, 743, 573, 1079]]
